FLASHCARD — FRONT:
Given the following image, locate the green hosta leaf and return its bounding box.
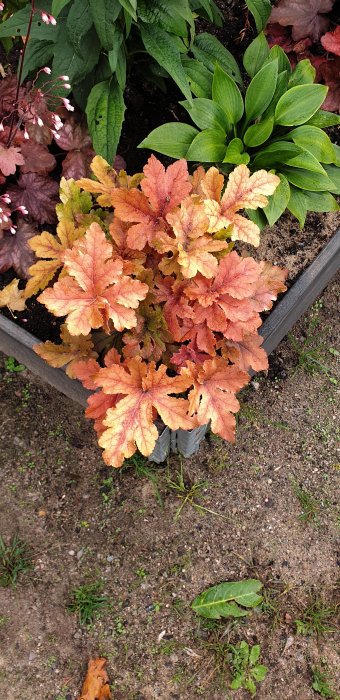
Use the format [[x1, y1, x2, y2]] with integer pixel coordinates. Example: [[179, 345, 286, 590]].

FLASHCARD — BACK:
[[260, 70, 289, 121], [86, 78, 125, 162], [0, 1, 57, 41], [243, 114, 274, 147], [333, 144, 340, 166], [140, 24, 192, 101], [243, 32, 269, 78], [108, 27, 124, 72], [288, 59, 315, 87], [246, 207, 267, 230], [306, 110, 340, 128], [192, 32, 242, 85], [245, 0, 272, 32], [289, 126, 335, 164], [186, 128, 226, 161], [275, 84, 328, 126], [323, 165, 340, 194], [212, 64, 244, 124], [288, 186, 307, 227], [245, 60, 278, 123], [223, 138, 250, 165], [119, 0, 137, 21], [252, 141, 302, 169], [88, 0, 121, 50], [67, 0, 93, 55], [282, 167, 336, 192], [52, 26, 100, 87], [139, 122, 199, 158], [181, 58, 212, 98], [191, 579, 263, 619], [180, 97, 229, 132], [283, 150, 326, 175], [267, 44, 291, 74], [21, 40, 54, 82], [304, 191, 339, 213], [252, 664, 268, 682], [249, 645, 261, 666], [52, 0, 72, 17], [263, 174, 290, 225]]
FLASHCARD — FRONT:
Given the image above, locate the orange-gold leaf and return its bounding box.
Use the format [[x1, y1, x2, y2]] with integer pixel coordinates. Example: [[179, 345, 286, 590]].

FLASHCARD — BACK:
[[154, 197, 227, 279], [220, 334, 269, 372], [0, 278, 26, 312], [96, 358, 194, 467], [77, 657, 111, 700], [141, 155, 191, 213], [203, 165, 280, 246], [38, 223, 148, 335], [182, 357, 249, 442], [25, 220, 84, 297], [34, 325, 98, 377]]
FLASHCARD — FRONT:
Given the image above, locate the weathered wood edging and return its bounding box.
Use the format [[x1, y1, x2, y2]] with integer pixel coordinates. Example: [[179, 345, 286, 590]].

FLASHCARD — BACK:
[[0, 228, 339, 458]]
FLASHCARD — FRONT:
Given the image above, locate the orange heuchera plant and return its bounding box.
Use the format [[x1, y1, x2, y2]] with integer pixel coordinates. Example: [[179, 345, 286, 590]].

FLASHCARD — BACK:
[[23, 154, 287, 468]]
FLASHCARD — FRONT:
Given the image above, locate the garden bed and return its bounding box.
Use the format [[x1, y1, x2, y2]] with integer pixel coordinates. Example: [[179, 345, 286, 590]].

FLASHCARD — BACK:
[[1, 227, 339, 412]]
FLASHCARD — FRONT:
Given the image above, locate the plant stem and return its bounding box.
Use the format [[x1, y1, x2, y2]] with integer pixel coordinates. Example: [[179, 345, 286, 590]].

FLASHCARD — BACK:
[[7, 0, 35, 146]]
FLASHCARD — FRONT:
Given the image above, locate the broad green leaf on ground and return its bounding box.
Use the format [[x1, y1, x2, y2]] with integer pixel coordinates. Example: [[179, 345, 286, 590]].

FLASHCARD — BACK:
[[192, 579, 263, 619]]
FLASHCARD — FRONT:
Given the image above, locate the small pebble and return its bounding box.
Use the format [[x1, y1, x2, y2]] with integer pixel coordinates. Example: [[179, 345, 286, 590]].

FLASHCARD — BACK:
[[77, 549, 84, 560], [107, 555, 114, 563], [68, 550, 75, 556]]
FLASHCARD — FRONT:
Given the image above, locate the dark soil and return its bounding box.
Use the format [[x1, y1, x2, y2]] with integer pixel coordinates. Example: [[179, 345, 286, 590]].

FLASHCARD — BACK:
[[0, 279, 339, 700]]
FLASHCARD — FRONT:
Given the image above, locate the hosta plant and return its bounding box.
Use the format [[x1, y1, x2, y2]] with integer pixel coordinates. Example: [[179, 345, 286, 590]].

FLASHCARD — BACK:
[[5, 155, 287, 468], [140, 34, 340, 229], [0, 0, 226, 162]]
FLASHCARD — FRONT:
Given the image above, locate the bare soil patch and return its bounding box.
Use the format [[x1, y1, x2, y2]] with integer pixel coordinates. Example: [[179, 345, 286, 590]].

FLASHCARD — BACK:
[[0, 278, 339, 700]]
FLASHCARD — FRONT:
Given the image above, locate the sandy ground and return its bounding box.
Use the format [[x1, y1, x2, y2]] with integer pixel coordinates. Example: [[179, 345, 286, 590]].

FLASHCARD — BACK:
[[0, 278, 339, 700]]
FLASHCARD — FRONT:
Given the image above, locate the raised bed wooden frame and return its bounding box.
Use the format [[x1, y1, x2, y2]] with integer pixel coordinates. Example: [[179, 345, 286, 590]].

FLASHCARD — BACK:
[[1, 228, 339, 459]]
